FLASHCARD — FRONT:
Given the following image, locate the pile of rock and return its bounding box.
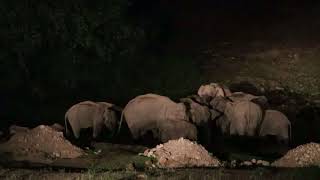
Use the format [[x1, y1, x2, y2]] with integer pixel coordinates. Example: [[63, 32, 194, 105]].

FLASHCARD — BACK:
[[143, 138, 221, 168], [0, 125, 83, 161], [272, 142, 320, 167]]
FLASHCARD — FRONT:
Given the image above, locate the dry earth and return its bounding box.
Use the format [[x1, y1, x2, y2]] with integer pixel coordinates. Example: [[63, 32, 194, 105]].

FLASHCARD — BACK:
[[143, 138, 221, 168], [0, 125, 83, 163], [272, 142, 320, 168]]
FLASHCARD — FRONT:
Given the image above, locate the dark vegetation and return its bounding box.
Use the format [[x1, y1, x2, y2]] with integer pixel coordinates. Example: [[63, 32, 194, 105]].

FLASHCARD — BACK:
[[0, 0, 202, 129]]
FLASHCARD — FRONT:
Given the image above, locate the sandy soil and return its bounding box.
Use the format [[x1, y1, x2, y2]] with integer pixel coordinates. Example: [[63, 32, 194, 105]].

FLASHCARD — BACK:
[[144, 138, 220, 168], [0, 125, 83, 163], [272, 142, 320, 168]]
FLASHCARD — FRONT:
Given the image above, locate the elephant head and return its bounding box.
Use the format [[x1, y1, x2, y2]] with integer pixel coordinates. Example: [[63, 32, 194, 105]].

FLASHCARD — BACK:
[[97, 102, 122, 136], [259, 110, 291, 145], [180, 97, 211, 126], [210, 96, 230, 113], [197, 83, 232, 103]]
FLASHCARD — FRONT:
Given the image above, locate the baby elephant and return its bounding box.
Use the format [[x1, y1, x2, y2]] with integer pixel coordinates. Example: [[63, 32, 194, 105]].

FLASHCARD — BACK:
[[65, 101, 121, 140], [259, 110, 291, 145]]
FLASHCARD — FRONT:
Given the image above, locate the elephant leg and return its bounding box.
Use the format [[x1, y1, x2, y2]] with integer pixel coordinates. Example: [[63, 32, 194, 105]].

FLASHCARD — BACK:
[[72, 127, 80, 139], [230, 122, 245, 136], [93, 120, 104, 139]]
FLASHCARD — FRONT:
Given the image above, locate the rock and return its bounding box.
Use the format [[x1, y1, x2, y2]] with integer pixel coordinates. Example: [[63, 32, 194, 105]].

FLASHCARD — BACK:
[[230, 160, 237, 168], [257, 160, 270, 166], [50, 123, 64, 132], [242, 161, 253, 166], [52, 152, 61, 158], [136, 174, 147, 180], [251, 159, 257, 164], [126, 163, 135, 171], [93, 150, 102, 155], [9, 125, 30, 135]]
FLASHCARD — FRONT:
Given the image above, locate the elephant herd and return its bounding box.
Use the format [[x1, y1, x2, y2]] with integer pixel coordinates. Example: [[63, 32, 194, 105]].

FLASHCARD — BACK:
[[64, 83, 291, 147]]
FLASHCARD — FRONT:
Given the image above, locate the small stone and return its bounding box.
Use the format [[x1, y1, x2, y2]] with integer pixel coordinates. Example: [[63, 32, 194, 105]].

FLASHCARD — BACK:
[[93, 149, 102, 155], [231, 160, 237, 168], [136, 174, 147, 180], [52, 152, 60, 158], [242, 161, 253, 166], [261, 161, 270, 166], [145, 160, 153, 167], [126, 163, 135, 171], [251, 159, 257, 164]]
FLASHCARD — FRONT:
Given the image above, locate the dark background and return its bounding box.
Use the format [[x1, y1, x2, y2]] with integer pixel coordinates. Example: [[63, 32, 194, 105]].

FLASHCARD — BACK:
[[0, 0, 320, 146]]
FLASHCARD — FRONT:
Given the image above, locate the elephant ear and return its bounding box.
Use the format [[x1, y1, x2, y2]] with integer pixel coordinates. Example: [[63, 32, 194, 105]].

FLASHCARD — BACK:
[[187, 94, 208, 106], [180, 97, 194, 105], [109, 105, 123, 112], [179, 98, 194, 122], [210, 109, 223, 121], [251, 96, 269, 110], [103, 109, 118, 134], [210, 96, 229, 113]]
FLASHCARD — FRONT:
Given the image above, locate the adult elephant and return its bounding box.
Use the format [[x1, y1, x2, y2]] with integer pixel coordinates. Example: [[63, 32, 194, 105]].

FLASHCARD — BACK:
[[216, 100, 263, 136], [259, 110, 291, 145], [120, 94, 197, 143], [227, 92, 269, 110], [65, 101, 121, 140]]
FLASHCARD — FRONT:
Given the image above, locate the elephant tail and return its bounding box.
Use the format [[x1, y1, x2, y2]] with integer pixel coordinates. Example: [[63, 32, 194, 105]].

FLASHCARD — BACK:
[[288, 122, 292, 145], [117, 110, 125, 135], [64, 113, 71, 137]]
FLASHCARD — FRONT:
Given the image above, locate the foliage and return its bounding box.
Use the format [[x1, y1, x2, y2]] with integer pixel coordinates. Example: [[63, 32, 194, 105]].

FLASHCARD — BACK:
[[0, 0, 202, 126]]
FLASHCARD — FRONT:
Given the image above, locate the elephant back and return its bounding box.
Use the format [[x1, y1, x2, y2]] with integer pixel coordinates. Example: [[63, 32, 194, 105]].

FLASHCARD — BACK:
[[66, 101, 101, 129], [228, 101, 263, 136], [122, 94, 167, 138], [260, 110, 290, 140], [228, 92, 269, 110]]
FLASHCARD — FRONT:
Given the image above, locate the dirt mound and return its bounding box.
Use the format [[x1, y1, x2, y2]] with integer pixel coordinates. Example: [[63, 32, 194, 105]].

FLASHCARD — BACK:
[[143, 138, 221, 168], [0, 125, 83, 162], [272, 142, 320, 167]]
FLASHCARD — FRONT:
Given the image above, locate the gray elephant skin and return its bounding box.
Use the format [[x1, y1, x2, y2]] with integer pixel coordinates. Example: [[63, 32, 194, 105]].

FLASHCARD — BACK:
[[180, 96, 211, 126], [197, 83, 232, 103], [219, 101, 263, 136], [259, 110, 291, 144], [120, 94, 197, 143], [227, 92, 269, 110], [65, 101, 121, 140]]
